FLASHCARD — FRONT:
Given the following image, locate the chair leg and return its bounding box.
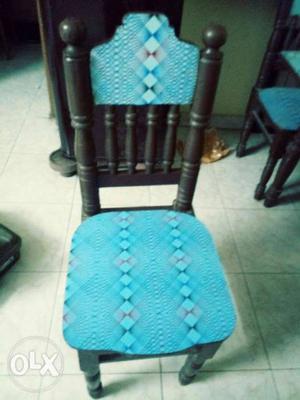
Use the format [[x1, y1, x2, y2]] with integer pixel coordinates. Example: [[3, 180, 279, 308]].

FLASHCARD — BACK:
[[264, 133, 300, 207], [236, 112, 257, 158], [179, 342, 221, 386], [254, 132, 289, 200], [78, 350, 103, 399], [179, 353, 205, 385]]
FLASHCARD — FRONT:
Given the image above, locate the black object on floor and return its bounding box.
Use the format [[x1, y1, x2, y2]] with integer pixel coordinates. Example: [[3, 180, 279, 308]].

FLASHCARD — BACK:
[[0, 224, 21, 275]]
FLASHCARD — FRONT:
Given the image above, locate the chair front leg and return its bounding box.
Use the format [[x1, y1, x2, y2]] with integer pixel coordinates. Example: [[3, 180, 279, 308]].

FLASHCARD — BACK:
[[236, 90, 258, 158], [264, 132, 300, 207], [78, 350, 103, 399], [179, 342, 221, 385], [254, 132, 289, 200]]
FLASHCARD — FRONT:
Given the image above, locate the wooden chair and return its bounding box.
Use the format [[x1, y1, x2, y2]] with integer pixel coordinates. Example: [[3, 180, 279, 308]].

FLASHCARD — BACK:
[[253, 87, 300, 205], [236, 0, 299, 158], [60, 13, 236, 398]]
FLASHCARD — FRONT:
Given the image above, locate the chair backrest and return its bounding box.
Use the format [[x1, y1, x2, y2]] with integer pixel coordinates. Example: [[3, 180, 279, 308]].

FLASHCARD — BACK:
[[59, 13, 226, 219]]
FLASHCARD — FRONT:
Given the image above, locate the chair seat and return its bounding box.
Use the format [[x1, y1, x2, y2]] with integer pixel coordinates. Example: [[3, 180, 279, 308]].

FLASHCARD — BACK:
[[63, 210, 236, 356], [258, 87, 300, 131], [281, 51, 300, 77]]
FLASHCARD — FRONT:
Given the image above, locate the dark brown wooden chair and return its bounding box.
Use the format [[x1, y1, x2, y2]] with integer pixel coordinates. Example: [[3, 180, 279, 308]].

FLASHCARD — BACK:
[[236, 0, 300, 158], [60, 14, 236, 398]]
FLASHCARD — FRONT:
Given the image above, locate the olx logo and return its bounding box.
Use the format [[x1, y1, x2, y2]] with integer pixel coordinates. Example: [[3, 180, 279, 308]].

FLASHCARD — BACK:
[[7, 336, 64, 393]]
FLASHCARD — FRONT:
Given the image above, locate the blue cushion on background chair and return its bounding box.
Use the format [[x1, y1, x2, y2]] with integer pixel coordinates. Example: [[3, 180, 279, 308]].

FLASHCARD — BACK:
[[63, 210, 236, 355], [258, 88, 300, 131], [282, 51, 300, 77], [291, 0, 300, 16]]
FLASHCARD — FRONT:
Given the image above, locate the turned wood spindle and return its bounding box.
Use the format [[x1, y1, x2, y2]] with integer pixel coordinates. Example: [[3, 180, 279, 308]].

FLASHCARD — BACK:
[[144, 105, 159, 174], [59, 18, 100, 220], [175, 24, 227, 212], [104, 105, 118, 175], [163, 105, 180, 173], [125, 105, 137, 174]]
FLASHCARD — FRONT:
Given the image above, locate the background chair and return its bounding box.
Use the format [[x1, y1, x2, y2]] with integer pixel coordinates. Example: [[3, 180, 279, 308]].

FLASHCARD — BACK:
[[60, 14, 236, 398], [253, 87, 300, 205], [235, 0, 300, 206], [236, 0, 299, 158]]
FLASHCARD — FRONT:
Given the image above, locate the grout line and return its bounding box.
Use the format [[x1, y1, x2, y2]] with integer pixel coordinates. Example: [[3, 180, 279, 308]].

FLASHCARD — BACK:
[[224, 208, 281, 400], [1, 367, 300, 378], [38, 178, 78, 395], [159, 359, 164, 400], [1, 72, 43, 176], [45, 178, 78, 340]]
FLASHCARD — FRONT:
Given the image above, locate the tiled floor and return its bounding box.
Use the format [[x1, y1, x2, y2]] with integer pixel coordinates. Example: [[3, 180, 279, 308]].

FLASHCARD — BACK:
[[1, 45, 300, 400]]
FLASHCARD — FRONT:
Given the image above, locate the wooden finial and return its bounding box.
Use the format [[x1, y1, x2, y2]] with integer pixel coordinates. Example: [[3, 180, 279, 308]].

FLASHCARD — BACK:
[[59, 18, 86, 46], [202, 24, 227, 50]]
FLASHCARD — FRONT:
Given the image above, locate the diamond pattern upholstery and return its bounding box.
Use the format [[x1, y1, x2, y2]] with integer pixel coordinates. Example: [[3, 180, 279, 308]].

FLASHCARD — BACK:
[[258, 87, 300, 131], [63, 210, 236, 355], [90, 13, 199, 105]]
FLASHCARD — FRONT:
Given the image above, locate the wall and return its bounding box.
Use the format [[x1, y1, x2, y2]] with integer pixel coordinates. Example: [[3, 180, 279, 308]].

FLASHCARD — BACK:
[[181, 0, 278, 116]]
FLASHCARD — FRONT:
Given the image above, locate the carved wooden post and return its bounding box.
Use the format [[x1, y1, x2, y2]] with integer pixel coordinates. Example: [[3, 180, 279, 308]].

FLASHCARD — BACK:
[[60, 18, 100, 220], [104, 105, 118, 174], [175, 25, 227, 212], [145, 105, 159, 174], [163, 105, 180, 173], [125, 105, 137, 174]]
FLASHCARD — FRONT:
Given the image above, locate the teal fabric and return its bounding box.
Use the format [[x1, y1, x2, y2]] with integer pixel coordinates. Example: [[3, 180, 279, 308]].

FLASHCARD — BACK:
[[258, 88, 300, 131], [291, 0, 300, 16], [63, 210, 236, 355], [282, 51, 300, 77], [90, 13, 199, 105]]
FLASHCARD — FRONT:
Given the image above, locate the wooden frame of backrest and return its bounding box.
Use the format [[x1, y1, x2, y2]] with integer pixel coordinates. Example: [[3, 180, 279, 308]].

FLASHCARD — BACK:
[[59, 17, 226, 220]]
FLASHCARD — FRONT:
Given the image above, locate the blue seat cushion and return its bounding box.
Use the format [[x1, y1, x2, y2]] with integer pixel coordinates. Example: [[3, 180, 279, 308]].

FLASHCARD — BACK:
[[258, 88, 300, 131], [63, 210, 236, 355], [281, 51, 300, 77]]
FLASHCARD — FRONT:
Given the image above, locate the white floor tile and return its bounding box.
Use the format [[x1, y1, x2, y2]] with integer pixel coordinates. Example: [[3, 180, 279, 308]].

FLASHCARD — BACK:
[[0, 119, 24, 153], [227, 209, 300, 273], [247, 274, 300, 368], [273, 370, 300, 400], [0, 153, 9, 175], [13, 117, 59, 155], [40, 373, 162, 399], [0, 376, 40, 399], [162, 371, 278, 400], [196, 208, 242, 272], [0, 154, 76, 204], [0, 272, 59, 374]]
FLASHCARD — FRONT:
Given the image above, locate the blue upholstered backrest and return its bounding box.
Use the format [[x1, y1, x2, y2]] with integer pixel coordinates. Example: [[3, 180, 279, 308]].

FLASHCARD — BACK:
[[90, 13, 200, 105], [291, 0, 300, 16]]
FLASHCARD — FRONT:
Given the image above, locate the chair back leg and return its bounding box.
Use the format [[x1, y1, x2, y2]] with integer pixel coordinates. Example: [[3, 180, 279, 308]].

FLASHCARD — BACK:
[[255, 131, 290, 200], [264, 133, 300, 207]]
